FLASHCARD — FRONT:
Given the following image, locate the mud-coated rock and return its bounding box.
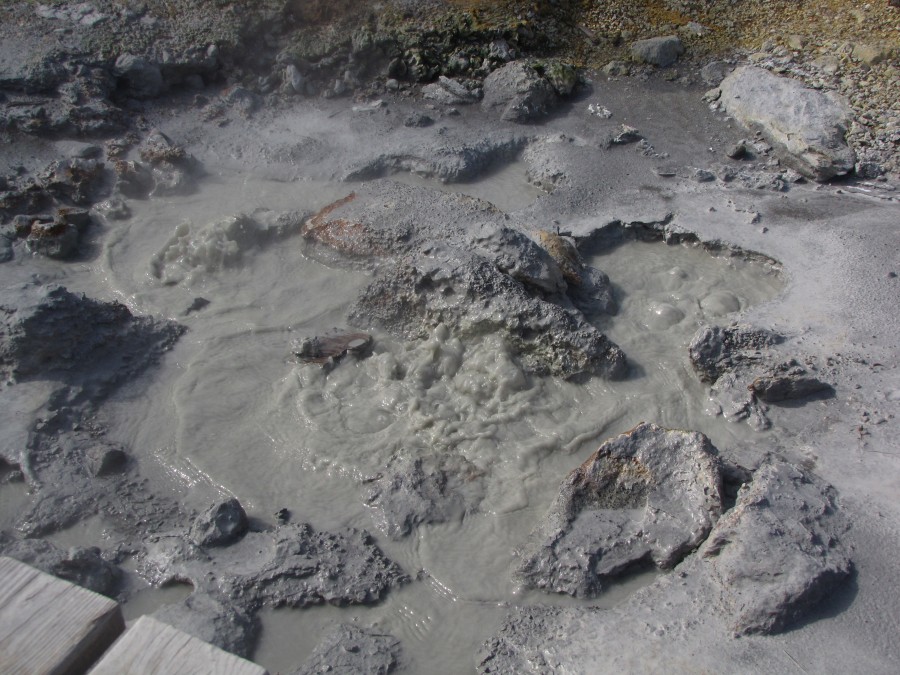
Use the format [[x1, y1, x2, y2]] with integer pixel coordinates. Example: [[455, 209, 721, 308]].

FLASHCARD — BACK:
[[365, 455, 483, 540], [142, 522, 408, 611], [0, 536, 120, 597], [154, 593, 259, 658], [701, 459, 852, 635], [189, 497, 249, 547], [688, 324, 780, 384], [293, 624, 402, 675], [472, 223, 566, 294], [481, 62, 557, 123], [718, 66, 856, 181], [0, 284, 185, 389], [516, 423, 723, 597], [114, 54, 164, 99], [749, 360, 833, 402], [422, 76, 479, 105], [630, 36, 684, 67]]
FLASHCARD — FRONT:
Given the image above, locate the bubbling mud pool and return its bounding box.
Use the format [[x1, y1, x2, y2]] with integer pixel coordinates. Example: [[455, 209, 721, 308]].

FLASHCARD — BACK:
[[43, 166, 782, 673]]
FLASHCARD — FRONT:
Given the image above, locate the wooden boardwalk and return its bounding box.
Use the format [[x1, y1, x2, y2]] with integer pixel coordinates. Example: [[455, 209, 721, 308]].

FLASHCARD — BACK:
[[0, 556, 268, 675], [0, 556, 124, 675]]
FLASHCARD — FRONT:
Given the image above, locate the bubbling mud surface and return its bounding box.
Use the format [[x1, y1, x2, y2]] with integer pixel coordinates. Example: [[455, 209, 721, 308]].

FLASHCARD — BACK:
[[31, 166, 782, 673]]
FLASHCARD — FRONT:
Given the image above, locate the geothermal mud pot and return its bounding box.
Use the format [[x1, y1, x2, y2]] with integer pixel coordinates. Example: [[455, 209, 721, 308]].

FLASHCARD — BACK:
[[2, 60, 900, 674]]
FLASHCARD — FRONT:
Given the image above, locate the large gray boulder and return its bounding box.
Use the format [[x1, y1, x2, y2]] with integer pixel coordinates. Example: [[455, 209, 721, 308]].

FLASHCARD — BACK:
[[515, 423, 723, 597], [718, 66, 856, 181], [481, 62, 557, 123], [630, 36, 684, 67], [701, 459, 852, 635]]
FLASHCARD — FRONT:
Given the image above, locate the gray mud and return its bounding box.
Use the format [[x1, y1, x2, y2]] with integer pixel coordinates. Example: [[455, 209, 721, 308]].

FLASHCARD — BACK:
[[1, 27, 899, 675]]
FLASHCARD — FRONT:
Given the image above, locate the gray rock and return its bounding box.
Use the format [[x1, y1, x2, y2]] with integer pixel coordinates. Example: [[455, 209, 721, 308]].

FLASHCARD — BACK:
[[294, 624, 402, 675], [154, 593, 258, 658], [142, 522, 408, 610], [481, 62, 557, 123], [284, 64, 306, 95], [86, 446, 128, 477], [422, 76, 479, 105], [403, 112, 433, 128], [688, 324, 780, 384], [114, 54, 164, 100], [630, 36, 685, 67], [189, 497, 249, 547], [749, 360, 833, 402], [303, 183, 626, 379], [700, 60, 732, 87], [515, 423, 723, 597], [471, 223, 566, 294], [701, 459, 852, 635], [25, 221, 80, 259], [718, 66, 856, 181], [364, 455, 483, 540], [0, 535, 120, 597], [0, 283, 185, 389], [38, 158, 106, 205]]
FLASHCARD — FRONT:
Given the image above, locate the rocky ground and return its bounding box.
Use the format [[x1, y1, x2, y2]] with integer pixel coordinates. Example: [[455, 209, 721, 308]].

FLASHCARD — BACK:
[[1, 1, 899, 673]]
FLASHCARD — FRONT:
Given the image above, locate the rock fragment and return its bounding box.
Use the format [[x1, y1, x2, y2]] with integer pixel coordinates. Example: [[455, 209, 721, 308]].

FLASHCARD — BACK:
[[481, 61, 557, 123], [718, 66, 856, 181], [154, 593, 258, 658], [423, 76, 480, 105], [143, 522, 408, 611], [630, 36, 684, 67], [701, 459, 852, 635], [189, 497, 249, 548], [516, 423, 723, 597], [294, 624, 402, 675], [0, 535, 120, 597]]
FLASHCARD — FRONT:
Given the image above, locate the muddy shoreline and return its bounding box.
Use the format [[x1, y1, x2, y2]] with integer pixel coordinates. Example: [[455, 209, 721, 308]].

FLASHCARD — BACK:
[[2, 2, 899, 673]]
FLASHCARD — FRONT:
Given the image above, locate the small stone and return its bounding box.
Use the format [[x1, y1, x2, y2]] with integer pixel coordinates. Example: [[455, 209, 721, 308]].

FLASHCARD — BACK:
[[86, 446, 128, 477], [189, 497, 249, 548]]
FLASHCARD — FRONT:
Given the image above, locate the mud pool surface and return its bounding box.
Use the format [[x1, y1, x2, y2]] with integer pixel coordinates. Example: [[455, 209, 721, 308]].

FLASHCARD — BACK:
[[2, 70, 899, 674]]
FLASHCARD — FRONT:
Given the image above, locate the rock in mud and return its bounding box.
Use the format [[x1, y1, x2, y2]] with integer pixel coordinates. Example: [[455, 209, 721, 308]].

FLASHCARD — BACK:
[[630, 36, 684, 67], [473, 223, 566, 294], [516, 423, 723, 597], [701, 459, 852, 635], [422, 76, 480, 105], [38, 158, 107, 206], [688, 324, 780, 384], [718, 66, 856, 181], [143, 522, 407, 611], [748, 360, 833, 402], [293, 331, 373, 366], [304, 184, 626, 379], [0, 535, 120, 597], [365, 455, 484, 540], [154, 593, 259, 658], [293, 624, 402, 675], [114, 54, 164, 100], [0, 283, 185, 389], [189, 497, 249, 548], [689, 325, 832, 428], [86, 446, 128, 477], [481, 61, 557, 123]]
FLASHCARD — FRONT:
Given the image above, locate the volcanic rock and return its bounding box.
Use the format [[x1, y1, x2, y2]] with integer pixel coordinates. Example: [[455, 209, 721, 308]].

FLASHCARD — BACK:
[[481, 61, 557, 123], [718, 66, 856, 181], [515, 423, 723, 597], [701, 459, 852, 635]]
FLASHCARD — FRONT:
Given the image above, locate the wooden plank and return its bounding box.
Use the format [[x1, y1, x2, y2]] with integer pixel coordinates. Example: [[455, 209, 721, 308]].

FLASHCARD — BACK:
[[89, 615, 268, 675], [0, 556, 125, 675]]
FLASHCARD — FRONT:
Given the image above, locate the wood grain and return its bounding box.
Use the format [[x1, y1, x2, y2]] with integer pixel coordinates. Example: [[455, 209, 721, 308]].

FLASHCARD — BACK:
[[88, 615, 268, 675], [0, 556, 125, 675]]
